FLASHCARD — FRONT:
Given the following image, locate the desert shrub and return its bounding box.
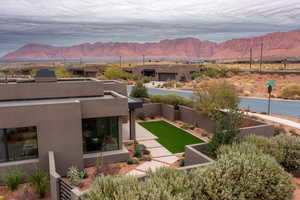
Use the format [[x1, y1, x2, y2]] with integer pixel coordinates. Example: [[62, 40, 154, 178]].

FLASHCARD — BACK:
[[271, 134, 300, 171], [103, 65, 124, 80], [217, 142, 263, 157], [67, 166, 82, 187], [130, 82, 148, 98], [142, 76, 150, 83], [204, 66, 220, 78], [243, 135, 284, 163], [145, 167, 193, 200], [29, 170, 49, 198], [54, 66, 74, 78], [127, 158, 134, 165], [193, 80, 240, 116], [179, 159, 185, 167], [149, 94, 193, 108], [1, 169, 25, 191], [134, 150, 143, 158], [281, 85, 300, 99], [80, 169, 88, 179], [81, 175, 142, 200], [190, 151, 295, 200], [191, 72, 202, 80]]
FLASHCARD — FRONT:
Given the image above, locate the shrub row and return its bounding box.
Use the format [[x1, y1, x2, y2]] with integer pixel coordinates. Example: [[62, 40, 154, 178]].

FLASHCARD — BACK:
[[219, 134, 300, 172], [82, 149, 294, 200], [149, 94, 194, 108]]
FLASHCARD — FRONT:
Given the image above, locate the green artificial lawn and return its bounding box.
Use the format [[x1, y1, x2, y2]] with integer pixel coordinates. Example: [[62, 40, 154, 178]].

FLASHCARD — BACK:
[[139, 120, 204, 153]]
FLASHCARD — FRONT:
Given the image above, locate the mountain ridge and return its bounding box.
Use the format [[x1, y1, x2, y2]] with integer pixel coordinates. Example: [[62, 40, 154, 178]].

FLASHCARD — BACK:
[[3, 29, 300, 60]]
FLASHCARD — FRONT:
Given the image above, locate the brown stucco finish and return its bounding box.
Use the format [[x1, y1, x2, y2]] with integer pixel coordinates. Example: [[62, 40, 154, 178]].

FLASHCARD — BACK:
[[0, 80, 130, 176], [0, 81, 104, 101]]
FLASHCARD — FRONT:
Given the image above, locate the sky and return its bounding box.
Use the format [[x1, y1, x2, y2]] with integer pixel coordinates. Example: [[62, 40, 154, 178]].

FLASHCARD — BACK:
[[0, 0, 300, 56]]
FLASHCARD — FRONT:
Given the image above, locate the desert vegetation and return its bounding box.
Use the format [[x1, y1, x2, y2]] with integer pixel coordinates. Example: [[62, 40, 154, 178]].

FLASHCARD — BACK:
[[82, 142, 295, 200]]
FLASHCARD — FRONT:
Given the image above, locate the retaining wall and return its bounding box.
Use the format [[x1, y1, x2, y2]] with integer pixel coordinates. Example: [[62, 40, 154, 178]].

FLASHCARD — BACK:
[[138, 103, 275, 137], [185, 143, 214, 166]]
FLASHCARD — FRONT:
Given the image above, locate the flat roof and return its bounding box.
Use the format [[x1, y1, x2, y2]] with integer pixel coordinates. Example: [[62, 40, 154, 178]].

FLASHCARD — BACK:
[[0, 95, 114, 107]]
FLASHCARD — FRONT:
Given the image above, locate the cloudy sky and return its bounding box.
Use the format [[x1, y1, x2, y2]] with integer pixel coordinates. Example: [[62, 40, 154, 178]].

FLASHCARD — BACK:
[[0, 0, 300, 56]]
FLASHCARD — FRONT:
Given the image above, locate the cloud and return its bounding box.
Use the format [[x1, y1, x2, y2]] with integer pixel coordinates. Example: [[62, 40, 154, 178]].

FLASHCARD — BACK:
[[0, 0, 299, 56]]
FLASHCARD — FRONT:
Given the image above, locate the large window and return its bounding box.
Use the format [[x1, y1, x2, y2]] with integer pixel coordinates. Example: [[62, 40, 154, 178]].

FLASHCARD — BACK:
[[0, 126, 38, 163], [82, 117, 119, 153]]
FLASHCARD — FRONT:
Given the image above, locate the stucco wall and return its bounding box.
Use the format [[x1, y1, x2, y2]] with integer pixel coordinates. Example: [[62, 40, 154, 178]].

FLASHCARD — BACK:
[[240, 124, 275, 138], [136, 103, 161, 119], [178, 106, 216, 132], [161, 104, 177, 121], [185, 143, 214, 166], [0, 101, 83, 175], [0, 94, 129, 176], [0, 81, 104, 101]]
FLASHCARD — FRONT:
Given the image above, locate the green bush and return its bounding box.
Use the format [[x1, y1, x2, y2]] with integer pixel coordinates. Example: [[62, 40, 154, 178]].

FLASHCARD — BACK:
[[103, 65, 124, 80], [193, 80, 240, 116], [130, 82, 148, 98], [1, 169, 25, 191], [149, 94, 193, 108], [217, 142, 263, 157], [80, 169, 89, 179], [127, 158, 134, 165], [271, 134, 300, 171], [142, 76, 150, 83], [134, 150, 143, 158], [81, 175, 141, 200], [281, 85, 300, 100], [145, 167, 192, 200], [243, 135, 284, 164], [208, 109, 242, 157], [29, 170, 49, 198], [82, 151, 295, 200], [54, 66, 74, 78], [191, 151, 295, 200]]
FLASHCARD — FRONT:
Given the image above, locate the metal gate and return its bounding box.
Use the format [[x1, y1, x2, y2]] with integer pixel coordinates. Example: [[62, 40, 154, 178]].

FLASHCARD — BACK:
[[58, 178, 73, 200]]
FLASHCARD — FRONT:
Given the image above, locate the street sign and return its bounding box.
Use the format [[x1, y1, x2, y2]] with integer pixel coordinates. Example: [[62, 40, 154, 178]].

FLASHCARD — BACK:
[[266, 80, 276, 86], [265, 80, 276, 114]]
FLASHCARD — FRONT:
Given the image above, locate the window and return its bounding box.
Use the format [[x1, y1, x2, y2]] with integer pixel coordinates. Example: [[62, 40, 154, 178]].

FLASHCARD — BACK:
[[0, 126, 38, 163], [82, 117, 119, 153]]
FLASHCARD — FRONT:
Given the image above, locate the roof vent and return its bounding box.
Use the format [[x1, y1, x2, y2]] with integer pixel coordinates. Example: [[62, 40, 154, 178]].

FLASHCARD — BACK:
[[34, 69, 57, 83]]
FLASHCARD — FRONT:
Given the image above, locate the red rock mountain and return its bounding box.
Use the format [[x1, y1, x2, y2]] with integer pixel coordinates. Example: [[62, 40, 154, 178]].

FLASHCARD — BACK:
[[3, 29, 300, 60]]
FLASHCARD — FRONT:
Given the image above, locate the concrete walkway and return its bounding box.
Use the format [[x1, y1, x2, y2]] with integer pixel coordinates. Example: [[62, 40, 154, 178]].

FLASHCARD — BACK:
[[136, 123, 158, 141], [126, 125, 179, 175], [247, 112, 300, 129]]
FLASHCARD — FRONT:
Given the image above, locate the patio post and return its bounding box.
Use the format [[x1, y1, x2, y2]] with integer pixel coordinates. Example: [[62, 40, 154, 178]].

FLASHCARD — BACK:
[[129, 109, 136, 140]]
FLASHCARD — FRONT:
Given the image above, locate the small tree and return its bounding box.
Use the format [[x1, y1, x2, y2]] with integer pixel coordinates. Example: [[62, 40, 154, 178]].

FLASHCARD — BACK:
[[130, 82, 148, 98], [103, 65, 124, 80], [193, 80, 240, 116], [208, 109, 242, 157]]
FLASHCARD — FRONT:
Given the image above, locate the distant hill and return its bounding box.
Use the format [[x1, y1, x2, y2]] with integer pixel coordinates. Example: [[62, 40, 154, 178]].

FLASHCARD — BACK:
[[3, 29, 300, 60]]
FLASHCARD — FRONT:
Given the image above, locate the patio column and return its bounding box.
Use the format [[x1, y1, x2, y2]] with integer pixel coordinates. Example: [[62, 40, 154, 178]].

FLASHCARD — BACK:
[[129, 109, 136, 140]]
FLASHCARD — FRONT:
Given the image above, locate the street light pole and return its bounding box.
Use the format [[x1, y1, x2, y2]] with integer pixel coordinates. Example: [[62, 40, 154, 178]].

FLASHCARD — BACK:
[[250, 48, 252, 70]]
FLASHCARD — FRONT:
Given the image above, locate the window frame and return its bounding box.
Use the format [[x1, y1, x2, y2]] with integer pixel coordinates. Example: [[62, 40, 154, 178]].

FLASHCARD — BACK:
[[82, 116, 119, 154], [0, 126, 39, 163]]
